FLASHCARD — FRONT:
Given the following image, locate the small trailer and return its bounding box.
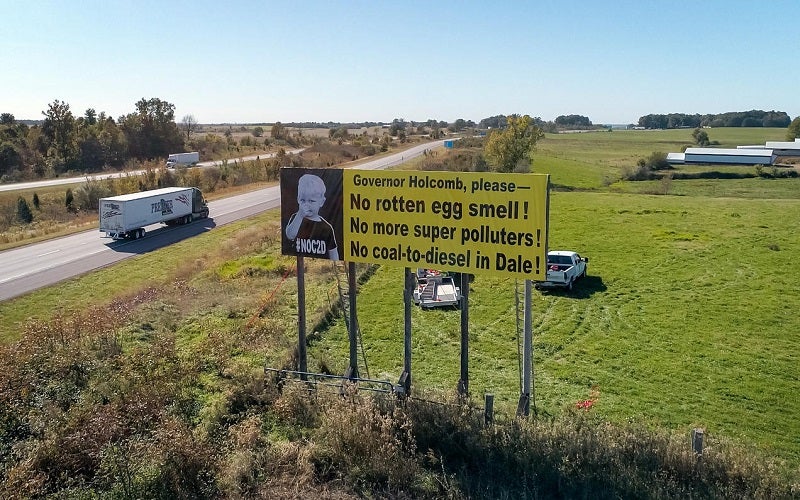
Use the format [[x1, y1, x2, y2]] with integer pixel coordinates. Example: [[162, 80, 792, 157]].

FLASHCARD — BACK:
[[413, 269, 462, 309], [99, 187, 209, 240]]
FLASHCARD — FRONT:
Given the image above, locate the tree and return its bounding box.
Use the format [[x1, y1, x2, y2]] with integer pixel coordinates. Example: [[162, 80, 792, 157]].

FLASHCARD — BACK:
[[484, 114, 544, 173], [118, 98, 184, 159], [0, 142, 22, 175], [16, 197, 33, 223], [84, 108, 97, 126], [329, 126, 349, 140], [181, 114, 198, 140], [787, 117, 800, 141], [449, 118, 467, 132], [42, 99, 78, 169], [95, 115, 127, 167], [692, 128, 710, 146], [389, 118, 406, 137], [271, 122, 287, 140], [0, 113, 14, 125], [252, 126, 264, 137]]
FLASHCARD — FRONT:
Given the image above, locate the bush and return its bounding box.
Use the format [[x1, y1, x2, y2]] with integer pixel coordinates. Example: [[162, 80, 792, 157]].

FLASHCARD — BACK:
[[313, 389, 422, 493], [64, 188, 75, 212], [360, 144, 377, 156], [74, 180, 114, 211], [624, 151, 671, 181], [621, 164, 657, 181], [639, 151, 671, 171], [756, 165, 799, 179]]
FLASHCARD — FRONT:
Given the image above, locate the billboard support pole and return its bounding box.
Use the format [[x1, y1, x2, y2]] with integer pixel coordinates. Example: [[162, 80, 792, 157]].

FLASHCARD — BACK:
[[397, 267, 413, 395], [296, 256, 308, 380], [517, 279, 533, 416], [347, 261, 359, 379], [458, 272, 470, 396]]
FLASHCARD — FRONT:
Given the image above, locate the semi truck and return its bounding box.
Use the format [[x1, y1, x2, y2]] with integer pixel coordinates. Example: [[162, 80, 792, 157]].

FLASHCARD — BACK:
[[166, 151, 200, 168], [99, 187, 209, 240]]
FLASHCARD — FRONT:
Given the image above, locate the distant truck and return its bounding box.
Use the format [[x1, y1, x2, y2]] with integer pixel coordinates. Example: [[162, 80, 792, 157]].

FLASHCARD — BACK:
[[413, 269, 462, 308], [99, 187, 209, 240], [166, 152, 200, 168], [534, 251, 588, 291]]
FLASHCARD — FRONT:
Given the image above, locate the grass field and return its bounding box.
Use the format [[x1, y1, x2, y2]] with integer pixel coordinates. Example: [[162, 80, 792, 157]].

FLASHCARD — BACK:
[[534, 127, 795, 193], [310, 191, 800, 465], [1, 127, 798, 473]]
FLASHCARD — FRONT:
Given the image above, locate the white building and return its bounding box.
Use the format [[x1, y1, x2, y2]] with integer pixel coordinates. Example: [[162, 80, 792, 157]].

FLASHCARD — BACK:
[[681, 148, 775, 165], [764, 141, 800, 156], [666, 152, 685, 164]]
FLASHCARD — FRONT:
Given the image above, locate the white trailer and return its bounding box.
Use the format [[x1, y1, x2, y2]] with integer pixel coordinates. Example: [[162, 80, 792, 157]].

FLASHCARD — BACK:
[[166, 151, 200, 168], [99, 187, 209, 240], [413, 270, 462, 308]]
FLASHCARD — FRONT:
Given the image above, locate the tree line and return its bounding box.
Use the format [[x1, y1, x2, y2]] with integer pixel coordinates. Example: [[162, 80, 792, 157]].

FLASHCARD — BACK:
[[637, 110, 791, 129], [479, 114, 598, 133], [0, 98, 187, 180]]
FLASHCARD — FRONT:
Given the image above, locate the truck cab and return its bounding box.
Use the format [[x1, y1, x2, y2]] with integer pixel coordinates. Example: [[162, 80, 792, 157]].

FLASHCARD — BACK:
[[191, 188, 209, 219]]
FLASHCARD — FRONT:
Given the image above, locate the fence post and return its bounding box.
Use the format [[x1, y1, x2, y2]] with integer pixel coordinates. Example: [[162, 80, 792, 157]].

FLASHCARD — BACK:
[[484, 394, 494, 426], [692, 428, 704, 456]]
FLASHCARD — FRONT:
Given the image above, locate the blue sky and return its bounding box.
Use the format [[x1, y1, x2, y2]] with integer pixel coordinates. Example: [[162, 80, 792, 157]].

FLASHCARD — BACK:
[[3, 0, 798, 125]]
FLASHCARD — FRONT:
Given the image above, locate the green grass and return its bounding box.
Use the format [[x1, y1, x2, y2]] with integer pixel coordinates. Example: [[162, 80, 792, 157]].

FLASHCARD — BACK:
[[616, 176, 800, 198], [310, 191, 800, 465], [535, 127, 792, 190]]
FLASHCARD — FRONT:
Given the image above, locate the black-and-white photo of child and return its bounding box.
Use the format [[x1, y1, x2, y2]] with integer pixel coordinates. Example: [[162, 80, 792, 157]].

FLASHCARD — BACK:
[[281, 169, 343, 260]]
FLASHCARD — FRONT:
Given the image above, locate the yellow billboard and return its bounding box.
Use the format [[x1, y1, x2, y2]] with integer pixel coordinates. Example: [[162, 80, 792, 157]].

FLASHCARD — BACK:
[[343, 170, 549, 279]]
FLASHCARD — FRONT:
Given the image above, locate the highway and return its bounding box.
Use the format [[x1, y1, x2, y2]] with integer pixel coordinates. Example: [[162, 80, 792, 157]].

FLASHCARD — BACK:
[[0, 149, 305, 193], [0, 140, 444, 301]]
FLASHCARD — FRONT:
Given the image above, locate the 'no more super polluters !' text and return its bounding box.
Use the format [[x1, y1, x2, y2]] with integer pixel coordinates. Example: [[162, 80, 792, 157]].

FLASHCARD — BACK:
[[349, 193, 540, 246]]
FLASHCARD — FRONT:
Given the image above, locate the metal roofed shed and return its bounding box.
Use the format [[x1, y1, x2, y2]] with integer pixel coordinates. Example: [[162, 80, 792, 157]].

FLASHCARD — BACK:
[[666, 152, 685, 164], [764, 141, 800, 156], [683, 148, 775, 165]]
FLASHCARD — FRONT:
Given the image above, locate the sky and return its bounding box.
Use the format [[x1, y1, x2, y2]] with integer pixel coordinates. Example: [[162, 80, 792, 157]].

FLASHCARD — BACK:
[[3, 0, 799, 125]]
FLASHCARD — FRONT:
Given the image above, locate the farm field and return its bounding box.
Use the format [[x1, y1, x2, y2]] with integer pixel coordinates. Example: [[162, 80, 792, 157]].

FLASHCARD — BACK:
[[311, 190, 800, 465], [535, 127, 797, 194], [0, 127, 798, 493]]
